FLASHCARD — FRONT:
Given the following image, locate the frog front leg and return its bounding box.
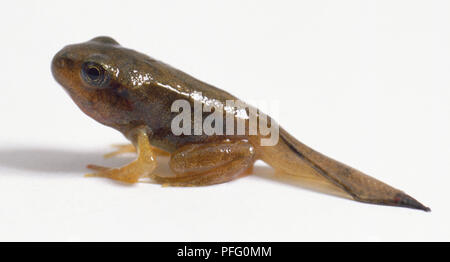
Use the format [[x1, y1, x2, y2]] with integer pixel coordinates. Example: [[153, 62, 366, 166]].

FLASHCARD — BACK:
[[103, 144, 136, 158], [85, 128, 157, 183], [152, 139, 256, 186], [103, 143, 170, 158]]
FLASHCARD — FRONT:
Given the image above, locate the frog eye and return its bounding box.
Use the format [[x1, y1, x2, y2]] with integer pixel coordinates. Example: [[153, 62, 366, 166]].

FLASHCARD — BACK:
[[81, 62, 110, 88]]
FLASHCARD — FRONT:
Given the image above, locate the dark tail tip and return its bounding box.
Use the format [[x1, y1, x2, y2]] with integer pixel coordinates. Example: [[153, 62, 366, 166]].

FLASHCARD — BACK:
[[394, 193, 431, 212]]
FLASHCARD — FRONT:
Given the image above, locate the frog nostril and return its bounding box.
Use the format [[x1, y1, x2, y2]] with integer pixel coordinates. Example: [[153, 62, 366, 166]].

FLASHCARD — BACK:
[[53, 56, 73, 69], [56, 57, 66, 68]]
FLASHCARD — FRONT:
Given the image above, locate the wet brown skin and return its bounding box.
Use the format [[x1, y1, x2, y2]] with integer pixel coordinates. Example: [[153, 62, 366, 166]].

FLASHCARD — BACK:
[[52, 36, 430, 211]]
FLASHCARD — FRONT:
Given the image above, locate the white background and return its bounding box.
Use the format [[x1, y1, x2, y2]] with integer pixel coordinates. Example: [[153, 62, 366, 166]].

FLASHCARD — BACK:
[[0, 0, 449, 241]]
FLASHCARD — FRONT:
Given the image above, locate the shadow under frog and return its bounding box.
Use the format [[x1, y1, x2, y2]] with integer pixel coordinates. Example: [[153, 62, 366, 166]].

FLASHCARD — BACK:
[[0, 146, 348, 200]]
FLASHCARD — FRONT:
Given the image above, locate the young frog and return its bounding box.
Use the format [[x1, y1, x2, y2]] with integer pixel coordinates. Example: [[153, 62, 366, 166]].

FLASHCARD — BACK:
[[52, 36, 429, 211]]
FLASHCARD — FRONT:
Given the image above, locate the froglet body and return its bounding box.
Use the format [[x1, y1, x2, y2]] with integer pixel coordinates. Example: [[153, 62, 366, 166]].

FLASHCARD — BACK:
[[52, 36, 429, 211]]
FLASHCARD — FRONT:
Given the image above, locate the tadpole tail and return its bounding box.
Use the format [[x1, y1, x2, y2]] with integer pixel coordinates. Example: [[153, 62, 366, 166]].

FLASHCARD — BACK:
[[259, 127, 430, 212], [375, 192, 430, 212]]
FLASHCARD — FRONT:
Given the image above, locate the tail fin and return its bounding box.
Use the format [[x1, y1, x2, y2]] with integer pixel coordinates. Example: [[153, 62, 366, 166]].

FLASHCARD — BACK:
[[259, 128, 430, 211]]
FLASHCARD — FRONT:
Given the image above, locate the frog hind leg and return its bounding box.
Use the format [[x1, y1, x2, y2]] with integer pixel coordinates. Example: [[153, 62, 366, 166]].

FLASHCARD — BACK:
[[85, 129, 157, 184], [153, 139, 256, 187]]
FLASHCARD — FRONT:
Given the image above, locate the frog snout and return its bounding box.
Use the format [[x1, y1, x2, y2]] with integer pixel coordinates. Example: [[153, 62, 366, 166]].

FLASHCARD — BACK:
[[51, 49, 76, 85]]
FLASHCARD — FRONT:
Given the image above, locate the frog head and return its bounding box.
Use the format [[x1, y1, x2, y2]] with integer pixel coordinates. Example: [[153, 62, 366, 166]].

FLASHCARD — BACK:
[[52, 36, 147, 131]]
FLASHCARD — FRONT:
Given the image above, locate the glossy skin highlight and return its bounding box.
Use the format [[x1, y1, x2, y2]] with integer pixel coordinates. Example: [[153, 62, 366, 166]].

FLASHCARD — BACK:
[[52, 36, 430, 211]]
